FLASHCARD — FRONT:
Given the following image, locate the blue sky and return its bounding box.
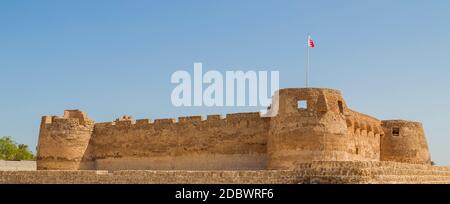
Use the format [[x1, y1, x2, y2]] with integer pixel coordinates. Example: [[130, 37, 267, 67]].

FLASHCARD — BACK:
[[0, 0, 449, 165]]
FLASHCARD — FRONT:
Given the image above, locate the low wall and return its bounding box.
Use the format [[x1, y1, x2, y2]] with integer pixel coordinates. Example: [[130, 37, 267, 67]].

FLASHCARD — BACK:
[[0, 161, 36, 171], [1, 161, 450, 184], [0, 170, 300, 184]]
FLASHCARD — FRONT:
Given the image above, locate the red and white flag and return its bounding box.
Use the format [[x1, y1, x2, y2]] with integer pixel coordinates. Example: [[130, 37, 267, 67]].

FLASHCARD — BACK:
[[308, 35, 315, 48]]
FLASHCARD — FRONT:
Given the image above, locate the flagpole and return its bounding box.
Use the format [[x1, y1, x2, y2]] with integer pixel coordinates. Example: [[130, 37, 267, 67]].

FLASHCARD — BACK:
[[306, 34, 309, 88]]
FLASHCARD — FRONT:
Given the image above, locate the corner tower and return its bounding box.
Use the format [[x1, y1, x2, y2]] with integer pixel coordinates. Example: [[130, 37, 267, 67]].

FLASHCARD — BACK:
[[36, 110, 95, 170], [380, 120, 431, 165], [267, 88, 353, 170]]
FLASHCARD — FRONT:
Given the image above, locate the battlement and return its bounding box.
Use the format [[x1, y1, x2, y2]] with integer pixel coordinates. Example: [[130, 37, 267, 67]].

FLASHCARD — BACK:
[[36, 88, 433, 171], [346, 110, 383, 135], [92, 112, 263, 130], [178, 116, 203, 123], [272, 88, 348, 116], [40, 110, 94, 127]]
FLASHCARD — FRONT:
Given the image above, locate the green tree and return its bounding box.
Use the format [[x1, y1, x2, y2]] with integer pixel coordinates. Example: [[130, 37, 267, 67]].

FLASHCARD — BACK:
[[0, 136, 35, 161]]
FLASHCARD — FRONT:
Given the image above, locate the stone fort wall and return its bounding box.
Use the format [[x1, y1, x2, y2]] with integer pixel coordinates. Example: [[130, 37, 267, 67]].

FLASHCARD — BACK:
[[36, 88, 432, 171], [38, 111, 271, 171], [93, 113, 270, 171]]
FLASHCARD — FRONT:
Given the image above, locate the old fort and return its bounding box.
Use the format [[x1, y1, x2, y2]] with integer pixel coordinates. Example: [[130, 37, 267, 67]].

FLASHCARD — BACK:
[[2, 88, 449, 183]]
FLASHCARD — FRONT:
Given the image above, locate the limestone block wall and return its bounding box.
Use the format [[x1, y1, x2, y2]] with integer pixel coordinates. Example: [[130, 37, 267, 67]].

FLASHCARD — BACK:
[[93, 113, 270, 171]]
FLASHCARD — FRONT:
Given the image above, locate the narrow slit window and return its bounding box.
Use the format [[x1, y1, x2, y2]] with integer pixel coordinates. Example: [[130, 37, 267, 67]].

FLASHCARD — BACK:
[[298, 100, 307, 109], [338, 100, 344, 114], [392, 127, 400, 136]]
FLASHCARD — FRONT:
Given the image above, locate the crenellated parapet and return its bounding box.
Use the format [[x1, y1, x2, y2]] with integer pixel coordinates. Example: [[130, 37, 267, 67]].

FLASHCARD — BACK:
[[93, 112, 263, 130], [345, 110, 382, 135]]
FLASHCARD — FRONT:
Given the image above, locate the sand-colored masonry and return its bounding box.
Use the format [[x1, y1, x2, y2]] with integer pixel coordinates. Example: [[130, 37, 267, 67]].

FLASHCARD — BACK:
[[36, 88, 432, 171]]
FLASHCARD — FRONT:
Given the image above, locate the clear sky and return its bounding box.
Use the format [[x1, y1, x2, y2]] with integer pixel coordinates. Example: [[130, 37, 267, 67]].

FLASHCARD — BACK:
[[0, 0, 449, 165]]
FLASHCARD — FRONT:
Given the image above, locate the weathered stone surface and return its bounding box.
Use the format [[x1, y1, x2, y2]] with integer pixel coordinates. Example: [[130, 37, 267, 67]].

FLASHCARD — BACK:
[[31, 87, 441, 183], [381, 120, 431, 164], [0, 161, 36, 171], [1, 161, 450, 184]]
